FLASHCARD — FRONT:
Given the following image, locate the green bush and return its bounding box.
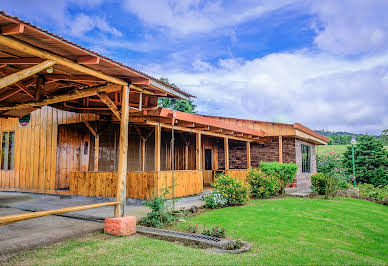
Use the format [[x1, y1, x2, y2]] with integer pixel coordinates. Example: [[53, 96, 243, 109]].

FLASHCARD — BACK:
[[260, 161, 298, 193], [343, 136, 388, 186], [311, 172, 338, 198], [212, 174, 250, 206], [247, 168, 281, 198], [201, 191, 227, 209], [357, 183, 388, 200], [139, 196, 175, 228], [202, 225, 225, 238]]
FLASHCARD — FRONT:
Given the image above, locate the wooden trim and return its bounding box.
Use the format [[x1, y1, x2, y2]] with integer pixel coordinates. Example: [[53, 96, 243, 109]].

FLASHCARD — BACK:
[[76, 56, 100, 65], [278, 136, 283, 163], [114, 85, 130, 217], [1, 23, 24, 35], [0, 202, 119, 226], [246, 141, 251, 168], [0, 35, 127, 86], [97, 92, 121, 120], [224, 137, 229, 171], [0, 60, 55, 90], [0, 83, 119, 111]]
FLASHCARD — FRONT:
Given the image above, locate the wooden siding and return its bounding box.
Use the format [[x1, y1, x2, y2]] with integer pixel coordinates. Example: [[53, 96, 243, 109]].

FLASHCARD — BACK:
[[0, 106, 98, 191], [70, 170, 203, 200], [226, 169, 250, 183]]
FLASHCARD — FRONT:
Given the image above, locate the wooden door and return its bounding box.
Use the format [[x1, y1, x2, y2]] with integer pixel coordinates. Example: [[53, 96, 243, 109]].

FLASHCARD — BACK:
[[203, 149, 213, 185], [56, 124, 89, 190]]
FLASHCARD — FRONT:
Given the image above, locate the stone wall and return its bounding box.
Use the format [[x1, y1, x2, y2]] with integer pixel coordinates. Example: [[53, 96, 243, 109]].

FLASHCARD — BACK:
[[250, 138, 279, 168], [295, 139, 316, 190], [229, 139, 247, 169]]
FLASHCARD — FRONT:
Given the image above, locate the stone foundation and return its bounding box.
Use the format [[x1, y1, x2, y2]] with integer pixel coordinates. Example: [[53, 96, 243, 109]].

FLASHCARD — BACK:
[[104, 216, 136, 236]]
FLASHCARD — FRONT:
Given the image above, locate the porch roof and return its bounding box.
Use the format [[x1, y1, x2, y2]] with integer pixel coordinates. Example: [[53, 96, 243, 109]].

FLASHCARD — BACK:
[[131, 108, 265, 141]]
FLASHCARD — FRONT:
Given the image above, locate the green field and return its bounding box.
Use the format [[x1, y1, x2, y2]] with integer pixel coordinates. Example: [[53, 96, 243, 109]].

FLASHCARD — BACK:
[[9, 197, 388, 265], [317, 144, 388, 157]]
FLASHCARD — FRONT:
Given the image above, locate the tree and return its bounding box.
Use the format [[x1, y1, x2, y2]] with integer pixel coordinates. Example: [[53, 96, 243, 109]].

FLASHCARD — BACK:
[[157, 77, 196, 113], [381, 129, 388, 145], [342, 136, 388, 186]]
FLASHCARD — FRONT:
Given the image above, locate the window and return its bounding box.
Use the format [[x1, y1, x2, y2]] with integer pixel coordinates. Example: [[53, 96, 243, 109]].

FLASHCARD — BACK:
[[301, 144, 311, 173], [1, 131, 15, 170]]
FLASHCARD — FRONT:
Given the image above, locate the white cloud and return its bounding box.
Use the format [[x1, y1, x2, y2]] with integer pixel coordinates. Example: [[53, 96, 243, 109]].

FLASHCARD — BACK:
[[311, 0, 388, 55], [69, 14, 122, 37], [145, 51, 388, 134], [123, 0, 300, 34]]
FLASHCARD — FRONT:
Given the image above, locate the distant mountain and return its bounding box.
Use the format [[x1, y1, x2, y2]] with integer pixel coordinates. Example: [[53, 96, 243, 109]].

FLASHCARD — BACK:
[[315, 130, 371, 137]]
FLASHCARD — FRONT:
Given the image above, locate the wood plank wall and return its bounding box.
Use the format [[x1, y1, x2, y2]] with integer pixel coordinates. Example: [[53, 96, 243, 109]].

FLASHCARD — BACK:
[[70, 170, 203, 200], [0, 106, 98, 191]]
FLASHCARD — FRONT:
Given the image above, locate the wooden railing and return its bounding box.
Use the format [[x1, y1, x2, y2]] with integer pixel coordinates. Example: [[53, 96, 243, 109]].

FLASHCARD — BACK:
[[70, 170, 203, 200]]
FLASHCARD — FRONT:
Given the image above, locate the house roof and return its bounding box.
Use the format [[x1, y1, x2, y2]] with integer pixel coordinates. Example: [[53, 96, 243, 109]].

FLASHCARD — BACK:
[[0, 10, 193, 99]]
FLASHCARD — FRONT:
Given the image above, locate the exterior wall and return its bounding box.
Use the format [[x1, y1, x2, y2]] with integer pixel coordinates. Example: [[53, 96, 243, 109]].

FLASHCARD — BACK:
[[250, 138, 279, 167], [229, 139, 247, 169], [295, 139, 316, 190], [283, 138, 296, 163]]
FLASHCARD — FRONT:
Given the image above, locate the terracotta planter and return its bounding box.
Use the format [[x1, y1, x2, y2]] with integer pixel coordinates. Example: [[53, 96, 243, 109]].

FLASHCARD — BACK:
[[291, 183, 296, 188]]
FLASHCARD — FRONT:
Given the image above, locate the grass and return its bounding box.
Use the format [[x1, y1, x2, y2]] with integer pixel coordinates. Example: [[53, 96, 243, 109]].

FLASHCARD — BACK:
[[317, 144, 388, 156], [7, 197, 388, 265]]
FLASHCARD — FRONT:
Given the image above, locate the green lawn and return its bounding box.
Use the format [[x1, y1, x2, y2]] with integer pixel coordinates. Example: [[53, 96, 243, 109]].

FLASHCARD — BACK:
[[317, 144, 388, 156], [8, 197, 388, 265]]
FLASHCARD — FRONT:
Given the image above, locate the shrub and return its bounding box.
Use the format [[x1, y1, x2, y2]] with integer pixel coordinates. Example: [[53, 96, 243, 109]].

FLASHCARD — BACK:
[[212, 174, 250, 206], [260, 162, 298, 193], [247, 168, 281, 198], [202, 225, 225, 238], [343, 136, 388, 186], [358, 183, 388, 200], [139, 195, 175, 228], [184, 224, 199, 234], [311, 172, 338, 198], [201, 191, 227, 209]]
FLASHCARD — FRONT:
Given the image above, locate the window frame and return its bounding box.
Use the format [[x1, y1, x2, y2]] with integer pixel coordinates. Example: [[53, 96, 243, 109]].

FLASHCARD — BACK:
[[301, 144, 311, 173], [1, 131, 15, 171]]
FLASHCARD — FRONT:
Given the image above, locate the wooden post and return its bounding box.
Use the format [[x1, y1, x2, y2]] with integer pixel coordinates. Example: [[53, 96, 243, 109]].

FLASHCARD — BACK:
[[246, 141, 251, 169], [185, 145, 189, 170], [141, 139, 146, 172], [279, 136, 283, 163], [94, 135, 99, 171], [224, 137, 229, 171], [196, 133, 202, 170], [114, 84, 130, 217], [155, 123, 161, 172]]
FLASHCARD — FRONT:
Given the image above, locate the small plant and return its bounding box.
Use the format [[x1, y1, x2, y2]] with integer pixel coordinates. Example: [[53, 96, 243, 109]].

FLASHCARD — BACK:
[[202, 225, 225, 238], [260, 162, 298, 193], [311, 172, 338, 198], [227, 240, 243, 250], [201, 191, 227, 209], [184, 224, 199, 234], [358, 183, 388, 200], [212, 174, 250, 206], [139, 190, 175, 228], [247, 168, 281, 198]]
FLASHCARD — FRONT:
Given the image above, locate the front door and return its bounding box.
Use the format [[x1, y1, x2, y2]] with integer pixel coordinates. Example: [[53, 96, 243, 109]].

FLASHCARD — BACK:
[[203, 149, 213, 185], [56, 124, 90, 190]]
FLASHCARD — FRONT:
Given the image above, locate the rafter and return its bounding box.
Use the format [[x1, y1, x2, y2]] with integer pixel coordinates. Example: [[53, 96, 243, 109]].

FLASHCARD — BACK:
[[1, 23, 24, 35], [76, 56, 100, 65], [0, 58, 46, 64], [0, 69, 35, 99]]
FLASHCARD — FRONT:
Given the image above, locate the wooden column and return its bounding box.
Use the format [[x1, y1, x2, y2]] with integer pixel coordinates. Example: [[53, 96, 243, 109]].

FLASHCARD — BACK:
[[184, 145, 189, 170], [278, 136, 283, 163], [196, 133, 202, 170], [114, 84, 130, 217], [224, 137, 229, 171], [246, 141, 251, 169], [141, 139, 146, 172], [155, 123, 161, 172], [94, 135, 99, 171]]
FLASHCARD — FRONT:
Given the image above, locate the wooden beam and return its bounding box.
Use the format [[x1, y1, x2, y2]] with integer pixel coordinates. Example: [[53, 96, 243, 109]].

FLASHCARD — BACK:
[[76, 56, 100, 65], [0, 88, 21, 101], [1, 23, 24, 35], [178, 121, 195, 128], [279, 136, 283, 163], [155, 123, 161, 171], [196, 132, 202, 170], [0, 83, 119, 111], [0, 60, 55, 90], [45, 74, 104, 82], [141, 139, 146, 172], [84, 121, 97, 137], [97, 92, 121, 120], [0, 69, 34, 98], [224, 137, 229, 171], [246, 141, 251, 169], [130, 77, 150, 86], [114, 85, 130, 217], [34, 74, 46, 101], [0, 202, 119, 226], [0, 58, 45, 64], [196, 125, 210, 131], [0, 35, 127, 86]]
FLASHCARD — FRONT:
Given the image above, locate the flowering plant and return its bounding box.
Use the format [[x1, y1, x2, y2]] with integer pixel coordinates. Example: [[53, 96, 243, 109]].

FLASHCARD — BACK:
[[212, 174, 250, 206], [202, 225, 225, 238], [184, 224, 199, 234]]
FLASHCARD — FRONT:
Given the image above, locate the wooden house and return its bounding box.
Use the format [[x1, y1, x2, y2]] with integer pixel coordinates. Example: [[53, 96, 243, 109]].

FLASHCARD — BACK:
[[0, 11, 329, 220]]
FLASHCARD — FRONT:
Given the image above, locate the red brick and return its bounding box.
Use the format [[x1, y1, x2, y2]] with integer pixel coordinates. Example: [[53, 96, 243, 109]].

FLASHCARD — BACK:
[[104, 216, 136, 236]]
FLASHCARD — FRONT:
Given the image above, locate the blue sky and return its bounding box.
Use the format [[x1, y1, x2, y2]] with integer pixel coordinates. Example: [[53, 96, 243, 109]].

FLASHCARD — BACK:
[[2, 0, 388, 134]]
